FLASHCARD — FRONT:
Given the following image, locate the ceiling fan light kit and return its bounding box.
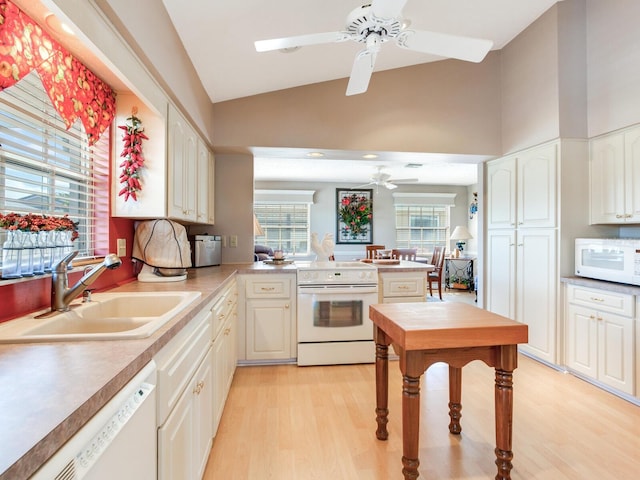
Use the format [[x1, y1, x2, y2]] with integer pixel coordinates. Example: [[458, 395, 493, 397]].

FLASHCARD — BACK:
[[254, 0, 493, 96]]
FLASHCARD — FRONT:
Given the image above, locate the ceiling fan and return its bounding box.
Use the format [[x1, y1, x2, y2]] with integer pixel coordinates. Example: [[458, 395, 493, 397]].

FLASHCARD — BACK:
[[353, 166, 418, 191], [254, 0, 493, 96]]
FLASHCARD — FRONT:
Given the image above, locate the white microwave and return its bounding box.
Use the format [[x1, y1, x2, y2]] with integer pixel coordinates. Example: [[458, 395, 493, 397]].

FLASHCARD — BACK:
[[575, 238, 640, 285]]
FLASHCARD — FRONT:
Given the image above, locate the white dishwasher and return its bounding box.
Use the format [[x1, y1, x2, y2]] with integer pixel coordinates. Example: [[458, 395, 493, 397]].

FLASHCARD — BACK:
[[32, 360, 157, 480]]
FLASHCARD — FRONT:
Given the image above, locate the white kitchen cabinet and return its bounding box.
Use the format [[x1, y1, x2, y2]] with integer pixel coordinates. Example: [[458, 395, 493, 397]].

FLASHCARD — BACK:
[[211, 279, 237, 435], [590, 124, 640, 224], [155, 301, 214, 480], [486, 230, 517, 319], [486, 228, 557, 363], [486, 143, 557, 230], [378, 271, 426, 303], [196, 137, 209, 224], [565, 285, 635, 395], [485, 140, 571, 366], [239, 274, 296, 362], [207, 151, 215, 224]]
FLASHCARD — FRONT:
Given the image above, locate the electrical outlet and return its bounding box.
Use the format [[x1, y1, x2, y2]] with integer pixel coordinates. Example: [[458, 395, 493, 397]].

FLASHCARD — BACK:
[[117, 238, 126, 257], [230, 235, 238, 248]]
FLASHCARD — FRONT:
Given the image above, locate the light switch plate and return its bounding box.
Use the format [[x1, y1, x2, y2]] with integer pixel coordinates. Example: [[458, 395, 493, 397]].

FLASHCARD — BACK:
[[230, 235, 238, 248], [117, 238, 126, 257]]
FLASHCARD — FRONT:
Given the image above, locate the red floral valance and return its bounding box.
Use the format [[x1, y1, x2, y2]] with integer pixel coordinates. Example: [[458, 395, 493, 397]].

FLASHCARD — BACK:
[[0, 0, 116, 145]]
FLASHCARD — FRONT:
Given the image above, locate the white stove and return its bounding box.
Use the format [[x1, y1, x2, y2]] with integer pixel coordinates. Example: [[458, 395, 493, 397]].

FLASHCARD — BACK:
[[296, 261, 378, 366]]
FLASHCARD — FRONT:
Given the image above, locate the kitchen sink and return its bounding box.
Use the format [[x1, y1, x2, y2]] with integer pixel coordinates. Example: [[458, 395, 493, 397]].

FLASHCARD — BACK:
[[0, 291, 202, 343]]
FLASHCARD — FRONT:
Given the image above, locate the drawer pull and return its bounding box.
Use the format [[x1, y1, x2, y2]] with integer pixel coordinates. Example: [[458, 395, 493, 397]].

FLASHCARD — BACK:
[[589, 297, 604, 302], [193, 380, 205, 395], [260, 287, 276, 291], [398, 285, 410, 290]]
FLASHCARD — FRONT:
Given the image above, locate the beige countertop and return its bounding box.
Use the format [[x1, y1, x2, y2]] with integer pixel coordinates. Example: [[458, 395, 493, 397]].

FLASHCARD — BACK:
[[0, 260, 430, 479], [560, 275, 640, 295]]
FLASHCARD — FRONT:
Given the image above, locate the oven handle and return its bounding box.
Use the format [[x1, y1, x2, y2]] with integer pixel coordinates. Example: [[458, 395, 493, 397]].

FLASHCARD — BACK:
[[298, 284, 378, 294]]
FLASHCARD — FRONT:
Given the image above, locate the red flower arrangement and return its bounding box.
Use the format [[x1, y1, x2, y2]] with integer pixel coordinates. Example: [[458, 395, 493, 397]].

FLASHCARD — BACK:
[[0, 213, 79, 240], [338, 193, 372, 239], [118, 108, 148, 202]]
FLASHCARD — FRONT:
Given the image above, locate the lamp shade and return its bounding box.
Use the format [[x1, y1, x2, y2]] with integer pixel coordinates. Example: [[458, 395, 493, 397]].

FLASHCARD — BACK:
[[450, 225, 473, 241], [253, 213, 264, 236]]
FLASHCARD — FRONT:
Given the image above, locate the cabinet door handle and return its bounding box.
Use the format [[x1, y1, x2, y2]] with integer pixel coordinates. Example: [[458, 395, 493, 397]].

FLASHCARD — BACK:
[[224, 327, 231, 335], [285, 303, 290, 309], [616, 214, 624, 219], [517, 243, 524, 246], [193, 380, 205, 395]]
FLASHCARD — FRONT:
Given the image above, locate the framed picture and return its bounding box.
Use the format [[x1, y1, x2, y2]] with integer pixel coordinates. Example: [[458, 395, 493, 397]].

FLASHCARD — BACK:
[[336, 189, 373, 244]]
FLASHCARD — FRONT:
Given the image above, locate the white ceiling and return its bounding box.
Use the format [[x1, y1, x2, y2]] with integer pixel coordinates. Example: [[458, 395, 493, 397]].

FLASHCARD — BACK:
[[161, 0, 561, 186]]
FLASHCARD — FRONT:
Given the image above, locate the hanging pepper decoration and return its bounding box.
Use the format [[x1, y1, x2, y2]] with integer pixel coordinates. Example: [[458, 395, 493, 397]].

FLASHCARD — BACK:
[[118, 107, 148, 202]]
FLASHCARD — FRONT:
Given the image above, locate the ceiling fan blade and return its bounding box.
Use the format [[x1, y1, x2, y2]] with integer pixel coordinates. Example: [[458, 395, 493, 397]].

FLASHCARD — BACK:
[[255, 31, 351, 52], [387, 178, 419, 183], [370, 0, 408, 20], [351, 182, 375, 190], [346, 48, 377, 96], [396, 30, 493, 63], [383, 182, 398, 190]]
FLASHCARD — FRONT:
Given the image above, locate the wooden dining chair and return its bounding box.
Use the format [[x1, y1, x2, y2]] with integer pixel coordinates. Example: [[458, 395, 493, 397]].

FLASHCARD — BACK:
[[427, 246, 446, 300], [366, 245, 385, 259], [391, 248, 417, 261]]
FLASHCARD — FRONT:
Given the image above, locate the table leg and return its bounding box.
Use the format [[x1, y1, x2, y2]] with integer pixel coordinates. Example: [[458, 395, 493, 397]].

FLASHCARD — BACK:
[[375, 340, 389, 441], [448, 366, 462, 434], [494, 367, 515, 480], [401, 370, 421, 480]]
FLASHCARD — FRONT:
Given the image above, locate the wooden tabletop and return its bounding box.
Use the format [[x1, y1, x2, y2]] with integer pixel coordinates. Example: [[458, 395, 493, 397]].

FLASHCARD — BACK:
[[369, 302, 528, 351]]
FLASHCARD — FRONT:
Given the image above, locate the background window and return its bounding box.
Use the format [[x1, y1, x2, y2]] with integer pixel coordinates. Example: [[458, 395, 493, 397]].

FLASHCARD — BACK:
[[0, 71, 109, 258], [254, 203, 310, 255], [395, 205, 450, 254]]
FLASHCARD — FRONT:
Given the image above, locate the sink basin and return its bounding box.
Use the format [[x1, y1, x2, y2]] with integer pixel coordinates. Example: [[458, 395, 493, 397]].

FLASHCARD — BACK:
[[0, 291, 202, 343]]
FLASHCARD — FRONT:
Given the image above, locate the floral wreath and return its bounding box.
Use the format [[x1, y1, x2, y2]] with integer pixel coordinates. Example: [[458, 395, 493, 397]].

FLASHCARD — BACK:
[[118, 107, 148, 202], [338, 192, 372, 239]]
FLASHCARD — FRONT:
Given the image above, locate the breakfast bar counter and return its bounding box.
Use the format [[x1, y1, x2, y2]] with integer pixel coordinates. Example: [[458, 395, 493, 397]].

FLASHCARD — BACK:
[[369, 302, 528, 480]]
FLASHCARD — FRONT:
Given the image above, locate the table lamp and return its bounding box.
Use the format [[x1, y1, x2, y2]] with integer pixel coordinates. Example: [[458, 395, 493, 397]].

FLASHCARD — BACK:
[[450, 225, 472, 252]]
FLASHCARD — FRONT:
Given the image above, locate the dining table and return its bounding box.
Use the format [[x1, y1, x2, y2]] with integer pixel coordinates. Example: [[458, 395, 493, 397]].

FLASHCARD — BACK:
[[369, 302, 529, 480]]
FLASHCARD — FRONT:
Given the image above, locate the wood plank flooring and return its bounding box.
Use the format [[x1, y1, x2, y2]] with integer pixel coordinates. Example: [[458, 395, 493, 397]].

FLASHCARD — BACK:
[[204, 355, 640, 479]]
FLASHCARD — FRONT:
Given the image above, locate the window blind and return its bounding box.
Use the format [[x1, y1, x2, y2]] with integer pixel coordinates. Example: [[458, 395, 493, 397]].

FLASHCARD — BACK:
[[395, 205, 450, 253], [254, 204, 310, 255], [0, 70, 109, 257]]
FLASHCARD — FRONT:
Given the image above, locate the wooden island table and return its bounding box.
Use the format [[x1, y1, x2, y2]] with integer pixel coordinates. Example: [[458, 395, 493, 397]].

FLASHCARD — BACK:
[[369, 302, 528, 480]]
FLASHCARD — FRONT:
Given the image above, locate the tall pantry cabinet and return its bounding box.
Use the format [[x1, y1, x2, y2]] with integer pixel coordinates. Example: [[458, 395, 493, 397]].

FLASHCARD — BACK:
[[485, 140, 589, 365]]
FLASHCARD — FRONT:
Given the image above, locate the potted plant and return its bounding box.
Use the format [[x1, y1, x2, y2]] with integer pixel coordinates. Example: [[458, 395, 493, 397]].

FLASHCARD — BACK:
[[449, 275, 470, 290]]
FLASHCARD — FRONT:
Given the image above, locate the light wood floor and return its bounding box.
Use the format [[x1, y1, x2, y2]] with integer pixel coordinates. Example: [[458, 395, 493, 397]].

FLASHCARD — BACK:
[[204, 353, 639, 479]]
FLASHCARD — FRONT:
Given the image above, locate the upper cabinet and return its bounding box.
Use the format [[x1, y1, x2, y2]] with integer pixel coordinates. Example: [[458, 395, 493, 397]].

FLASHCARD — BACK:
[[112, 99, 214, 225], [590, 124, 640, 224], [168, 104, 198, 223], [486, 143, 557, 230]]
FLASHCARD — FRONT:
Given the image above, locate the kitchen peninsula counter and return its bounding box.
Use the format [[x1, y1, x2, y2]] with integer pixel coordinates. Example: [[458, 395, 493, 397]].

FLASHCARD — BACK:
[[0, 260, 430, 479]]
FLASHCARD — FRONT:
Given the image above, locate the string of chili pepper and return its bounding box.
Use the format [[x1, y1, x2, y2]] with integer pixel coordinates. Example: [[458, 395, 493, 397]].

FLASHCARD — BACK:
[[118, 108, 148, 202]]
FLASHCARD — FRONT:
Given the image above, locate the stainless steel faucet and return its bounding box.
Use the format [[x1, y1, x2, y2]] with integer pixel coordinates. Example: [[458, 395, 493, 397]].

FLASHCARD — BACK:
[[50, 251, 122, 312]]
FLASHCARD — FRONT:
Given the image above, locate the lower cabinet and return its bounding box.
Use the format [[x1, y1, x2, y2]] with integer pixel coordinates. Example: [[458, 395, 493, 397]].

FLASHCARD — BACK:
[[156, 278, 237, 480], [565, 284, 635, 396], [378, 270, 426, 303], [213, 307, 237, 435], [238, 274, 297, 362], [158, 347, 214, 480]]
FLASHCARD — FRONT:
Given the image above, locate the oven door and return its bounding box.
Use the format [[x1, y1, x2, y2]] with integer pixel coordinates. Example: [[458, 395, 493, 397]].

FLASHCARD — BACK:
[[297, 284, 378, 343]]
